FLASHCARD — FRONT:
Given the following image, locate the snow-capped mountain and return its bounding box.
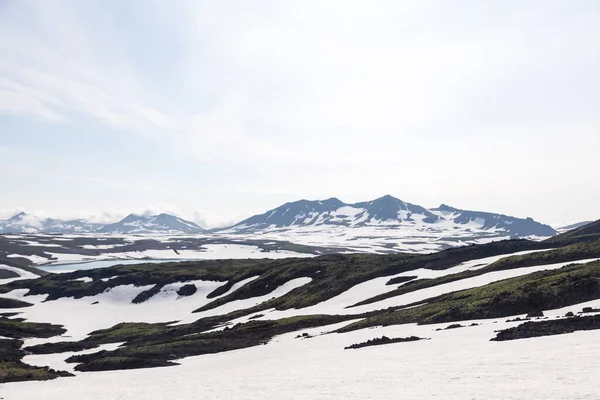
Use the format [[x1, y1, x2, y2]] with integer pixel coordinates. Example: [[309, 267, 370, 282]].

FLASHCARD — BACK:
[[228, 195, 439, 230], [0, 213, 203, 234], [0, 196, 558, 242], [224, 195, 557, 237], [0, 212, 103, 234], [430, 204, 557, 237], [96, 213, 203, 234]]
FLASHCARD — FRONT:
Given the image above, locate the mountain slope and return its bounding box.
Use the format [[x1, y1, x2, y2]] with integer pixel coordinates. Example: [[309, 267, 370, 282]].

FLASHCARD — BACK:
[[0, 213, 103, 234], [431, 204, 557, 237], [0, 213, 203, 234], [225, 195, 556, 238], [0, 196, 559, 241], [546, 219, 600, 246], [97, 213, 203, 234], [229, 195, 442, 231], [557, 221, 594, 233]]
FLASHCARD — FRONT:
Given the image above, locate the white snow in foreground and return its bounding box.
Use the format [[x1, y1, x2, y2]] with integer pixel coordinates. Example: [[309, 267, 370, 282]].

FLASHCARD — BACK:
[[4, 246, 600, 399], [4, 301, 600, 400]]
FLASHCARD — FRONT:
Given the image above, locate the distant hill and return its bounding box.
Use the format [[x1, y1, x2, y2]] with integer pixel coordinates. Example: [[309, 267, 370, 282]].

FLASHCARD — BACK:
[[0, 212, 103, 234], [0, 196, 557, 241], [97, 213, 204, 234], [0, 213, 203, 235], [546, 219, 600, 245], [556, 221, 594, 233], [223, 195, 557, 238]]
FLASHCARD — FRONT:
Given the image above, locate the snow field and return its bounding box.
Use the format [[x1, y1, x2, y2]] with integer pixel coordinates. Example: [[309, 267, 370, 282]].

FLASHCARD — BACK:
[[4, 298, 600, 399]]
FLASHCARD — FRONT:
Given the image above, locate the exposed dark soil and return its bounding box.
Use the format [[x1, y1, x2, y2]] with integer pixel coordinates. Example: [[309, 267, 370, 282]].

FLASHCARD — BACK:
[[491, 315, 600, 341], [345, 335, 425, 349]]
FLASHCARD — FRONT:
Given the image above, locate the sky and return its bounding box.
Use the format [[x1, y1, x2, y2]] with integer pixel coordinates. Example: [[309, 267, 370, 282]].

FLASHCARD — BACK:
[[0, 0, 599, 228]]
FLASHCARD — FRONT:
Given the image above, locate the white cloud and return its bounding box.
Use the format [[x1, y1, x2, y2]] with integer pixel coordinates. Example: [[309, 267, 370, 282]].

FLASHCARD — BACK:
[[0, 0, 598, 225]]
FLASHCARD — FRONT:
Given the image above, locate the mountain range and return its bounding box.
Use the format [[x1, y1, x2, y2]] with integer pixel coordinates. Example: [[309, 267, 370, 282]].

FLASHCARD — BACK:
[[227, 195, 557, 237], [0, 212, 203, 235], [0, 195, 567, 237]]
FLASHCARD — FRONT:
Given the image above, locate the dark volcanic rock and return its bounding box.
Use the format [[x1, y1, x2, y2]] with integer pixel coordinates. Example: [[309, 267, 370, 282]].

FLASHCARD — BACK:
[[345, 335, 424, 350], [0, 297, 33, 309], [0, 269, 20, 279], [0, 338, 74, 383], [73, 356, 177, 372], [131, 284, 163, 304], [386, 275, 418, 285], [580, 306, 600, 314], [25, 341, 98, 355], [526, 310, 544, 318], [443, 323, 464, 330], [176, 284, 197, 297], [491, 315, 600, 341]]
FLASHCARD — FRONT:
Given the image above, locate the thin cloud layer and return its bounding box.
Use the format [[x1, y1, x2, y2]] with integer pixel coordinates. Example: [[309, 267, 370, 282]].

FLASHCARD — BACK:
[[0, 0, 599, 226]]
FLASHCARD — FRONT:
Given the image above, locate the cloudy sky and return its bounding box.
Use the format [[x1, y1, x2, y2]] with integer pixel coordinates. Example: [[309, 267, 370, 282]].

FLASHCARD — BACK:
[[0, 0, 598, 227]]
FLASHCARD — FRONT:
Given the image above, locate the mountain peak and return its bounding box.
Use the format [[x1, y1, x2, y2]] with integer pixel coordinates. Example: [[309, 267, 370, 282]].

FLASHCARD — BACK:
[[9, 211, 28, 220], [371, 194, 401, 203], [97, 213, 203, 234], [223, 196, 556, 237], [435, 204, 459, 212]]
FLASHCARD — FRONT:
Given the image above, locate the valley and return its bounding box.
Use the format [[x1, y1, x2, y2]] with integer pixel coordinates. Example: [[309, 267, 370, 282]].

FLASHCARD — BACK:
[[1, 219, 600, 398]]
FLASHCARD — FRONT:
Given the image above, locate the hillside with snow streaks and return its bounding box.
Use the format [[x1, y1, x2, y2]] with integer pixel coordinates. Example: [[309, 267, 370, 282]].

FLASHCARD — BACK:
[[0, 212, 203, 234], [225, 195, 556, 237], [3, 220, 600, 399], [2, 236, 600, 398]]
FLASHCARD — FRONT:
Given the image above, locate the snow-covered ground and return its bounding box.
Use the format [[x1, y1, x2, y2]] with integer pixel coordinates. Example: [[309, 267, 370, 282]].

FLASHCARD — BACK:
[[6, 243, 315, 270], [217, 220, 548, 253], [3, 250, 596, 343], [4, 300, 600, 399], [3, 245, 600, 399], [1, 275, 314, 342]]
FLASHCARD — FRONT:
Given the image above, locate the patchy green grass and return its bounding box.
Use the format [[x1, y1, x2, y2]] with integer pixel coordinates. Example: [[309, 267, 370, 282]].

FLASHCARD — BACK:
[[545, 220, 600, 245], [195, 240, 546, 313], [0, 239, 544, 315], [339, 260, 600, 332], [0, 317, 66, 339], [350, 240, 600, 308], [12, 241, 600, 374], [0, 325, 72, 383], [483, 240, 600, 271]]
